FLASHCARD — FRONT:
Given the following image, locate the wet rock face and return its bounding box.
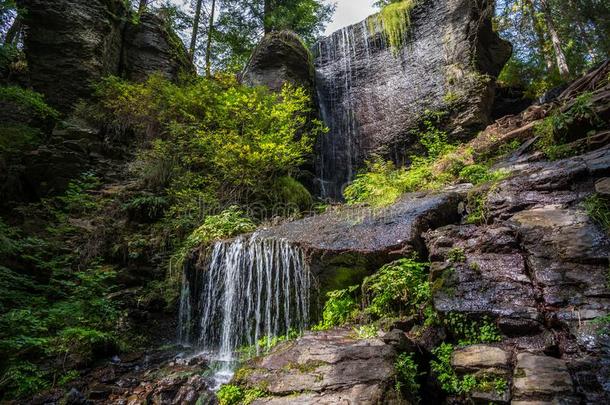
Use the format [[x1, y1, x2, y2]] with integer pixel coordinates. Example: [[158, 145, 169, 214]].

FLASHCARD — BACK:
[[242, 31, 314, 93], [257, 191, 463, 296], [235, 329, 407, 404], [313, 0, 511, 198], [425, 224, 543, 336], [16, 0, 128, 112], [121, 12, 195, 83], [17, 1, 193, 112]]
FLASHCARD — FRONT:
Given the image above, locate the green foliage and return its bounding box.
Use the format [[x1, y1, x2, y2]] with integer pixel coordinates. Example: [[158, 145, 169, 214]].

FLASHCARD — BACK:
[[583, 194, 610, 234], [534, 92, 602, 160], [217, 384, 266, 405], [173, 206, 256, 268], [238, 329, 300, 360], [313, 285, 360, 330], [368, 0, 418, 54], [430, 343, 506, 396], [0, 86, 59, 121], [394, 352, 421, 399], [96, 74, 322, 211], [352, 324, 378, 339], [57, 172, 101, 213], [447, 248, 466, 263], [443, 313, 502, 346], [459, 165, 507, 185], [362, 258, 430, 319], [271, 176, 313, 212], [0, 175, 125, 400], [0, 124, 43, 155]]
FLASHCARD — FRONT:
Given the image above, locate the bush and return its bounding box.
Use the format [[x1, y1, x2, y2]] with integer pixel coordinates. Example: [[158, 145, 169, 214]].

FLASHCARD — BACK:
[[95, 74, 324, 205], [362, 258, 430, 319], [394, 352, 421, 399], [313, 285, 360, 330], [0, 86, 59, 122]]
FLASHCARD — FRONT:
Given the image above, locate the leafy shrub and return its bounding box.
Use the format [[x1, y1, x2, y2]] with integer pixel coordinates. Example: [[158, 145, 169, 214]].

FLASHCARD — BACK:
[[173, 206, 256, 266], [271, 176, 313, 212], [217, 384, 244, 405], [458, 165, 504, 185], [95, 74, 324, 205], [394, 352, 421, 398], [313, 285, 360, 330], [353, 324, 378, 339], [217, 384, 266, 405], [0, 86, 59, 121], [443, 313, 502, 346], [367, 0, 417, 53], [362, 258, 430, 319]]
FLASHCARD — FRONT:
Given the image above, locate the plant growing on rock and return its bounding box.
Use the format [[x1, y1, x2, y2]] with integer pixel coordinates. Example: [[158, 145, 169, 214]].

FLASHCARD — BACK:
[[362, 258, 430, 320], [313, 285, 360, 330], [394, 352, 421, 400]]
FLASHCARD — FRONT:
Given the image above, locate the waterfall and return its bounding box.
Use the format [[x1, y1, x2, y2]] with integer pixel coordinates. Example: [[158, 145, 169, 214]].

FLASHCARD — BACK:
[[314, 23, 374, 200], [178, 234, 311, 359]]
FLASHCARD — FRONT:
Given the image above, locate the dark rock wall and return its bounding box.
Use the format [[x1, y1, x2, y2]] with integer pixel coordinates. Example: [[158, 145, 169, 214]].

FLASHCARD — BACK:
[[16, 1, 194, 112], [121, 12, 195, 83], [313, 0, 511, 198], [17, 0, 128, 112]]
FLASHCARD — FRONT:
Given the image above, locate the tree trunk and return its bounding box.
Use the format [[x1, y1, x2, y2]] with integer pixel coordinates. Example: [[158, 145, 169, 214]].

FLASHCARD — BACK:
[[539, 0, 570, 79], [138, 0, 148, 14], [4, 15, 22, 46], [263, 0, 274, 34], [523, 0, 553, 71], [205, 0, 217, 77], [189, 0, 204, 62], [567, 0, 596, 60]]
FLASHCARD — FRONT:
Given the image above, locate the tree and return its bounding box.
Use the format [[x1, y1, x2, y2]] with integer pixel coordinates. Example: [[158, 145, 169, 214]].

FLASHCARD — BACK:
[[538, 0, 569, 79], [208, 0, 334, 70], [204, 0, 216, 77], [189, 0, 204, 61]]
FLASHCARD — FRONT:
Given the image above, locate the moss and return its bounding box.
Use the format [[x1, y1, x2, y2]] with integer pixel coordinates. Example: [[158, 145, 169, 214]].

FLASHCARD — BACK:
[[367, 0, 418, 54], [317, 253, 369, 297], [272, 176, 313, 212], [0, 124, 43, 155]]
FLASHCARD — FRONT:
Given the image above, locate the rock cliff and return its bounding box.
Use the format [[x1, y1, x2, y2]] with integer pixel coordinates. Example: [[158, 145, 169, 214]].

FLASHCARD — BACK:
[[16, 0, 194, 112], [313, 0, 511, 198]]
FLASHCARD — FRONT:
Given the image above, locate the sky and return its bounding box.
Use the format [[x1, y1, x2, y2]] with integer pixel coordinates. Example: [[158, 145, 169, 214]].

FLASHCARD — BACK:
[[323, 0, 377, 36]]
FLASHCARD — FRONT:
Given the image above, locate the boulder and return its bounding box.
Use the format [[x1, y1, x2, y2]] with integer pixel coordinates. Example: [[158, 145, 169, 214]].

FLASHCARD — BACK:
[[234, 329, 408, 404], [121, 12, 195, 82], [512, 353, 578, 403], [313, 0, 511, 198], [17, 0, 128, 112], [241, 31, 314, 94], [256, 191, 463, 296]]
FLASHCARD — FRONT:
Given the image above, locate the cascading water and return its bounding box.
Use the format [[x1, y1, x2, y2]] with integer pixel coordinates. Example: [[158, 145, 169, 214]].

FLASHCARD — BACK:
[[177, 234, 311, 388]]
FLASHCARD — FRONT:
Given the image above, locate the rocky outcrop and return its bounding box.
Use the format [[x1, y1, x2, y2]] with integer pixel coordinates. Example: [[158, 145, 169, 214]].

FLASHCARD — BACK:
[[313, 0, 511, 198], [16, 0, 128, 112], [234, 329, 407, 404], [16, 1, 193, 112], [121, 12, 195, 83], [31, 350, 216, 404], [255, 191, 463, 296], [241, 31, 314, 94]]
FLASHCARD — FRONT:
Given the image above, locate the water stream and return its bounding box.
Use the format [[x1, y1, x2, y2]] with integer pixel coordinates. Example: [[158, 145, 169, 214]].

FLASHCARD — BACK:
[[177, 234, 311, 388]]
